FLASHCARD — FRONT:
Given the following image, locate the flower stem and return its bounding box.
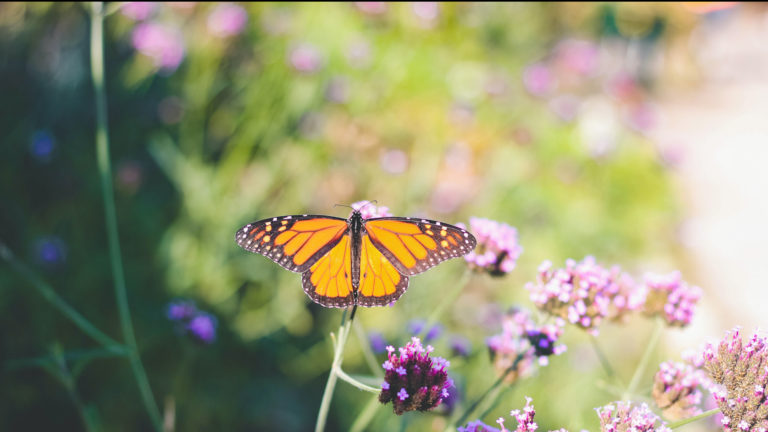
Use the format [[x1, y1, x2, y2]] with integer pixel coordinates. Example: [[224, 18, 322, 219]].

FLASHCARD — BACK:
[[590, 334, 622, 388], [315, 315, 354, 432], [420, 269, 470, 340], [0, 242, 124, 351], [668, 408, 719, 429], [623, 318, 664, 400], [448, 352, 524, 431], [90, 3, 162, 430], [354, 320, 383, 377], [349, 395, 381, 432], [335, 367, 380, 393]]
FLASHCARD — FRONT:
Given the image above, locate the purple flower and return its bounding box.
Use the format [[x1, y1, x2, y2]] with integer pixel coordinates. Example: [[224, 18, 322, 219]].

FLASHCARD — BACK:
[[459, 218, 522, 277], [369, 331, 388, 354], [207, 3, 248, 38], [554, 39, 599, 77], [487, 309, 565, 383], [703, 328, 768, 432], [508, 397, 538, 432], [379, 337, 452, 415], [450, 335, 471, 358], [289, 44, 322, 74], [132, 22, 185, 73], [166, 300, 197, 321], [596, 402, 670, 432], [354, 2, 388, 15], [121, 2, 156, 21], [351, 201, 392, 219], [412, 2, 439, 26], [187, 313, 217, 344], [652, 361, 705, 420], [642, 271, 701, 327], [522, 62, 554, 97], [30, 130, 55, 162], [458, 420, 501, 432], [407, 319, 442, 342], [35, 237, 67, 267], [325, 77, 348, 103]]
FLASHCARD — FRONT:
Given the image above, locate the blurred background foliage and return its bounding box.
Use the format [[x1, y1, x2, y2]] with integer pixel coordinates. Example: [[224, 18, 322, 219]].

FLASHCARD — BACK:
[[0, 2, 732, 431]]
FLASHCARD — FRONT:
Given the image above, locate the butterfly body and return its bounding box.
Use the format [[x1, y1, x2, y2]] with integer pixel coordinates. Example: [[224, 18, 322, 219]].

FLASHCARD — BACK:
[[236, 210, 476, 308]]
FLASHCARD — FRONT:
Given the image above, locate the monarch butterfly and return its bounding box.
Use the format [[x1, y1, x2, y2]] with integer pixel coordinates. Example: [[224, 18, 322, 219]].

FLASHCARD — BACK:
[[235, 209, 477, 308]]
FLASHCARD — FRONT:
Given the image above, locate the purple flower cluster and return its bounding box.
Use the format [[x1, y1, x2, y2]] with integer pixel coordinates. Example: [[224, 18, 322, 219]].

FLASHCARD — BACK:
[[167, 300, 217, 344], [206, 3, 248, 38], [459, 218, 522, 277], [132, 22, 185, 73], [596, 401, 671, 432], [642, 271, 702, 327], [703, 328, 768, 432], [351, 201, 392, 219], [460, 398, 545, 432], [289, 43, 323, 74], [486, 309, 565, 383], [379, 337, 452, 415], [651, 361, 705, 420]]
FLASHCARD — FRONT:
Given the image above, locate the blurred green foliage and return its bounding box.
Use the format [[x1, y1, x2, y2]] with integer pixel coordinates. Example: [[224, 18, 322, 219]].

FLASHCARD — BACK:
[[0, 2, 705, 431]]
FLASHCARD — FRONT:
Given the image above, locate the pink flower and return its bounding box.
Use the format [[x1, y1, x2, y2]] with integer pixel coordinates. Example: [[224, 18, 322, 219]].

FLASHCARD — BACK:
[[132, 22, 185, 72], [207, 3, 248, 38], [460, 218, 522, 276], [355, 2, 388, 15], [351, 201, 392, 219], [596, 402, 670, 432], [642, 271, 701, 327], [121, 2, 156, 21], [652, 361, 705, 420], [289, 44, 322, 73], [522, 63, 554, 97]]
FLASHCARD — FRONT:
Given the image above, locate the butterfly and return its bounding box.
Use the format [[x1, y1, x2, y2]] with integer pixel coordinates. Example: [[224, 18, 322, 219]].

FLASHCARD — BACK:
[[235, 209, 477, 308]]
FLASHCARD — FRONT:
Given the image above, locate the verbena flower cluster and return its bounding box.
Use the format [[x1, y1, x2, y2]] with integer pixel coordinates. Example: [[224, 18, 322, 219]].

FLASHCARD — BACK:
[[351, 200, 392, 219], [642, 271, 702, 327], [651, 361, 705, 420], [703, 327, 768, 432], [379, 337, 452, 415], [487, 309, 566, 383], [596, 401, 671, 432], [166, 299, 217, 344], [459, 217, 522, 276], [527, 257, 700, 335]]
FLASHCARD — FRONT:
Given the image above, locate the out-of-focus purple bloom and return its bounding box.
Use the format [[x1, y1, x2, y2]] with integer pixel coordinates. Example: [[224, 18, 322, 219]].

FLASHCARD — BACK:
[[116, 160, 143, 195], [487, 309, 565, 383], [351, 201, 392, 219], [450, 335, 471, 358], [554, 39, 599, 77], [166, 300, 198, 321], [522, 62, 554, 97], [30, 130, 55, 162], [407, 319, 442, 342], [369, 331, 388, 354], [379, 337, 452, 415], [642, 271, 701, 327], [35, 237, 67, 267], [325, 77, 348, 104], [121, 2, 156, 21], [355, 2, 388, 15], [596, 402, 670, 432], [289, 43, 322, 74], [187, 312, 217, 344], [459, 218, 522, 277], [652, 361, 705, 420], [412, 2, 439, 26], [380, 149, 409, 175], [508, 397, 539, 432], [458, 420, 501, 432], [703, 328, 768, 432], [207, 3, 248, 38], [132, 22, 185, 73], [625, 102, 656, 134], [548, 94, 581, 122], [526, 257, 645, 335]]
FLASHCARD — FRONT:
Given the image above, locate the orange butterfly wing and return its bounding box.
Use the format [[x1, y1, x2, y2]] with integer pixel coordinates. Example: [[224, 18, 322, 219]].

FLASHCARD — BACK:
[[302, 235, 356, 308], [235, 215, 348, 273], [364, 217, 476, 275], [356, 234, 409, 307]]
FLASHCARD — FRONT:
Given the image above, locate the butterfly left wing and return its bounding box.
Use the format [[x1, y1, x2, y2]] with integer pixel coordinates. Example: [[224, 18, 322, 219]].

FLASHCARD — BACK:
[[301, 235, 356, 308], [356, 234, 409, 307], [364, 217, 476, 276], [235, 215, 348, 273]]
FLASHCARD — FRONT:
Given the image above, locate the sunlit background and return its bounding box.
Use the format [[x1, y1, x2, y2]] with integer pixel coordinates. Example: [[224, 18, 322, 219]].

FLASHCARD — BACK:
[[1, 2, 765, 431]]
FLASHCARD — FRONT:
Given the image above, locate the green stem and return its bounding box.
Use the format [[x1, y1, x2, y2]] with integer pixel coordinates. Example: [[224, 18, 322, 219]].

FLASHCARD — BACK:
[[335, 367, 379, 393], [349, 395, 381, 432], [0, 242, 124, 351], [420, 269, 471, 341], [667, 408, 719, 429], [89, 4, 162, 430], [448, 352, 524, 431], [354, 320, 383, 377], [315, 316, 354, 432], [623, 318, 664, 400], [590, 334, 622, 387]]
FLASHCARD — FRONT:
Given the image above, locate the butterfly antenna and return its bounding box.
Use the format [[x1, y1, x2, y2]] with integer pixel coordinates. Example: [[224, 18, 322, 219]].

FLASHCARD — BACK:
[[334, 203, 354, 210]]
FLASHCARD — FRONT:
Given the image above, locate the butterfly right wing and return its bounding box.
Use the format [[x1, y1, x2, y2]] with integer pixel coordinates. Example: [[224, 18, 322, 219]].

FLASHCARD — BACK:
[[235, 215, 348, 273], [302, 235, 356, 308], [356, 233, 409, 307]]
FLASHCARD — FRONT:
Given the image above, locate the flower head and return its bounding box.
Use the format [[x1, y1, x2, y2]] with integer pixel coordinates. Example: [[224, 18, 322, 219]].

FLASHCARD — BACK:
[[652, 361, 705, 420], [121, 2, 156, 21], [523, 62, 554, 97], [642, 271, 701, 327], [703, 328, 768, 432], [132, 22, 185, 73], [460, 218, 522, 276], [487, 308, 565, 383], [526, 257, 644, 335], [207, 3, 248, 38], [166, 300, 197, 321], [458, 420, 501, 432], [289, 43, 322, 74], [461, 398, 545, 432], [369, 331, 388, 354], [30, 130, 55, 162], [351, 201, 392, 219], [166, 299, 217, 344], [187, 313, 217, 344], [35, 236, 67, 268], [379, 337, 452, 415], [596, 402, 670, 432]]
